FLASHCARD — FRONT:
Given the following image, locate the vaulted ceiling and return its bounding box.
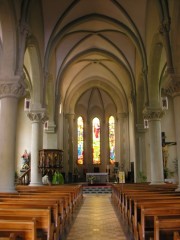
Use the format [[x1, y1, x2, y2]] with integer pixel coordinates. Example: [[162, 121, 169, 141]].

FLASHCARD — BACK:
[[20, 0, 172, 123], [40, 0, 149, 115]]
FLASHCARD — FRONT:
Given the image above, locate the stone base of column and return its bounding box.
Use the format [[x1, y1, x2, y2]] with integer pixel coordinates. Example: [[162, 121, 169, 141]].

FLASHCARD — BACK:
[[0, 187, 17, 193], [150, 181, 165, 185], [175, 186, 180, 192], [29, 182, 43, 186]]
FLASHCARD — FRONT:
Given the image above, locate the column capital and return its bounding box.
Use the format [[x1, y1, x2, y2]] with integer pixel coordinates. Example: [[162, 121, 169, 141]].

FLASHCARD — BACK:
[[159, 20, 170, 35], [164, 74, 180, 97], [143, 107, 165, 121], [19, 21, 31, 37], [27, 109, 48, 124], [0, 75, 26, 99], [65, 113, 75, 121]]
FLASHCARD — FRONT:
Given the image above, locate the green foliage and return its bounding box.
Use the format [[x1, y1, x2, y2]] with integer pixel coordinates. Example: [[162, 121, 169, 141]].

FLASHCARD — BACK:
[[164, 167, 174, 179], [137, 171, 147, 183], [173, 158, 178, 175], [14, 171, 19, 180], [52, 172, 64, 184]]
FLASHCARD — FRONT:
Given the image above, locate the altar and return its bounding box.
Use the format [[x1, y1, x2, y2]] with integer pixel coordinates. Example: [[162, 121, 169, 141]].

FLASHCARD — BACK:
[[86, 172, 109, 183]]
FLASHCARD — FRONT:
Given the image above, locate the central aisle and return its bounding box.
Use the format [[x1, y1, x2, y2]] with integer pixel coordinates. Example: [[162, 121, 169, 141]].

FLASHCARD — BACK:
[[64, 194, 130, 240]]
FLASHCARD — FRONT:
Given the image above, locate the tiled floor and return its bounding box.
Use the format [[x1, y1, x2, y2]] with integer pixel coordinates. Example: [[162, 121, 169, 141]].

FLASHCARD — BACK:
[[64, 194, 131, 240]]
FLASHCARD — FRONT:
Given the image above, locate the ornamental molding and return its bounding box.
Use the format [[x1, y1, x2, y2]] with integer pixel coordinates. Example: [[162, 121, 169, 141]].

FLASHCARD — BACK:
[[159, 20, 170, 35], [19, 22, 31, 37], [44, 121, 56, 134], [164, 75, 180, 97], [0, 76, 26, 99], [27, 109, 48, 123], [143, 107, 165, 121]]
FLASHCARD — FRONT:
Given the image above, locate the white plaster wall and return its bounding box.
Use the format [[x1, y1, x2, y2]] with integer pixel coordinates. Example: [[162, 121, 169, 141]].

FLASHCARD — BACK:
[[161, 97, 177, 173], [15, 99, 31, 173]]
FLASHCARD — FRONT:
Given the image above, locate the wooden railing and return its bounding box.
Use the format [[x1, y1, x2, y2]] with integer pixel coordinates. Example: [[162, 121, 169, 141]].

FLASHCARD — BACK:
[[17, 168, 31, 185]]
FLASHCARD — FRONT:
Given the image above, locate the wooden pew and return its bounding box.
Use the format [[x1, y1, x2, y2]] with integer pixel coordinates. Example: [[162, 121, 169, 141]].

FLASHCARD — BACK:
[[154, 216, 180, 240], [132, 197, 180, 238], [15, 186, 79, 215], [0, 184, 83, 240], [138, 207, 180, 240], [0, 193, 70, 225], [174, 231, 180, 240], [0, 233, 15, 240], [0, 218, 37, 240], [111, 183, 180, 240], [0, 185, 83, 236], [0, 201, 61, 240], [111, 183, 178, 219], [16, 186, 83, 221], [16, 184, 83, 205], [0, 208, 54, 240]]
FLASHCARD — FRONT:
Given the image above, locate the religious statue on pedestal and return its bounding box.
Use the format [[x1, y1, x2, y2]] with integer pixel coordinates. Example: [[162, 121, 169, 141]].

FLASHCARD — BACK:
[[21, 150, 30, 170]]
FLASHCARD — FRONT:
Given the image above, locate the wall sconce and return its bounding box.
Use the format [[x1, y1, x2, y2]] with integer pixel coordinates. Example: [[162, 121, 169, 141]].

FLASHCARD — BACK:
[[144, 118, 149, 129], [24, 98, 31, 111], [44, 121, 48, 130], [161, 96, 168, 110], [59, 103, 62, 114]]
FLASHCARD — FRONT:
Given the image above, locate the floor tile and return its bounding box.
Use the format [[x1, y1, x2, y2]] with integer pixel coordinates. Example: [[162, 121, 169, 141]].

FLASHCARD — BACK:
[[64, 194, 131, 240]]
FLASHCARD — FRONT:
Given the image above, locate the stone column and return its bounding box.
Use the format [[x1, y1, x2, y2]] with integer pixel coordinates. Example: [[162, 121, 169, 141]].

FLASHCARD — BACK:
[[17, 22, 30, 74], [43, 73, 57, 149], [0, 77, 26, 192], [135, 124, 147, 181], [105, 119, 110, 167], [66, 114, 75, 176], [143, 107, 165, 184], [27, 109, 48, 185], [159, 21, 174, 73], [165, 76, 180, 190], [118, 113, 129, 171]]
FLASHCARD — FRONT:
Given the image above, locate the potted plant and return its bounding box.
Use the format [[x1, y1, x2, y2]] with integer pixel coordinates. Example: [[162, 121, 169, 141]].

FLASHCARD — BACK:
[[137, 171, 147, 183], [88, 175, 96, 184]]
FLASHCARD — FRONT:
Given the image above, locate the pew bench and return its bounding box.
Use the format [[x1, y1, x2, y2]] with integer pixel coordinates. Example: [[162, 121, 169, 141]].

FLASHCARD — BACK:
[[0, 208, 54, 240], [0, 194, 69, 226], [174, 231, 180, 240], [0, 201, 61, 239], [132, 199, 180, 239], [0, 233, 15, 240], [138, 207, 180, 240], [0, 218, 37, 240], [16, 184, 83, 206], [154, 216, 180, 240]]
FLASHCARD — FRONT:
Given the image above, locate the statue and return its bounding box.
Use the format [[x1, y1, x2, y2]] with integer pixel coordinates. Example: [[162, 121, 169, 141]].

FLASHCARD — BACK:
[[161, 132, 176, 169], [21, 150, 30, 170], [162, 143, 169, 168]]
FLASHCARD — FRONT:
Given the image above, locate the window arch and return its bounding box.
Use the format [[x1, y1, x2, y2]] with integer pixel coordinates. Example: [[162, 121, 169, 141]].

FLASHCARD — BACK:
[[109, 116, 115, 164], [92, 117, 100, 164], [77, 116, 84, 165]]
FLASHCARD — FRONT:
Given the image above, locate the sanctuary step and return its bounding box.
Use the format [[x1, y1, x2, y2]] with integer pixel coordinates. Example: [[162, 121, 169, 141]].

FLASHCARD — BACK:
[[83, 184, 112, 194]]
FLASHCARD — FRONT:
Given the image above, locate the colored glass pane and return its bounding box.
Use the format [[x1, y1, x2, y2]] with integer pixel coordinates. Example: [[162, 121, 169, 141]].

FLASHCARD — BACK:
[[92, 117, 100, 164], [77, 116, 84, 165], [109, 116, 115, 164]]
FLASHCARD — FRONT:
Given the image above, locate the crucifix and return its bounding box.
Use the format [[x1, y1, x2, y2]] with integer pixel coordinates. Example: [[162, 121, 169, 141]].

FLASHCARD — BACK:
[[161, 132, 176, 168]]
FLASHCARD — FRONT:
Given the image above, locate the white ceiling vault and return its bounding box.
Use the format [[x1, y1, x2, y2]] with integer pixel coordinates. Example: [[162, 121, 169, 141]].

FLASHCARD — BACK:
[[19, 0, 175, 124], [42, 0, 147, 117]]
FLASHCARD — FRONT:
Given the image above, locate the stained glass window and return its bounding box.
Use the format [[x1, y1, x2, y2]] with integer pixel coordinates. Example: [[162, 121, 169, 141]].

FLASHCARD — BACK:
[[92, 117, 101, 164], [77, 116, 84, 165], [109, 116, 115, 164]]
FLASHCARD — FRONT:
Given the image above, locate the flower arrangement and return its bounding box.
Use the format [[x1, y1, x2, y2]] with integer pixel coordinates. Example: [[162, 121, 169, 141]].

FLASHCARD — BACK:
[[88, 175, 96, 182]]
